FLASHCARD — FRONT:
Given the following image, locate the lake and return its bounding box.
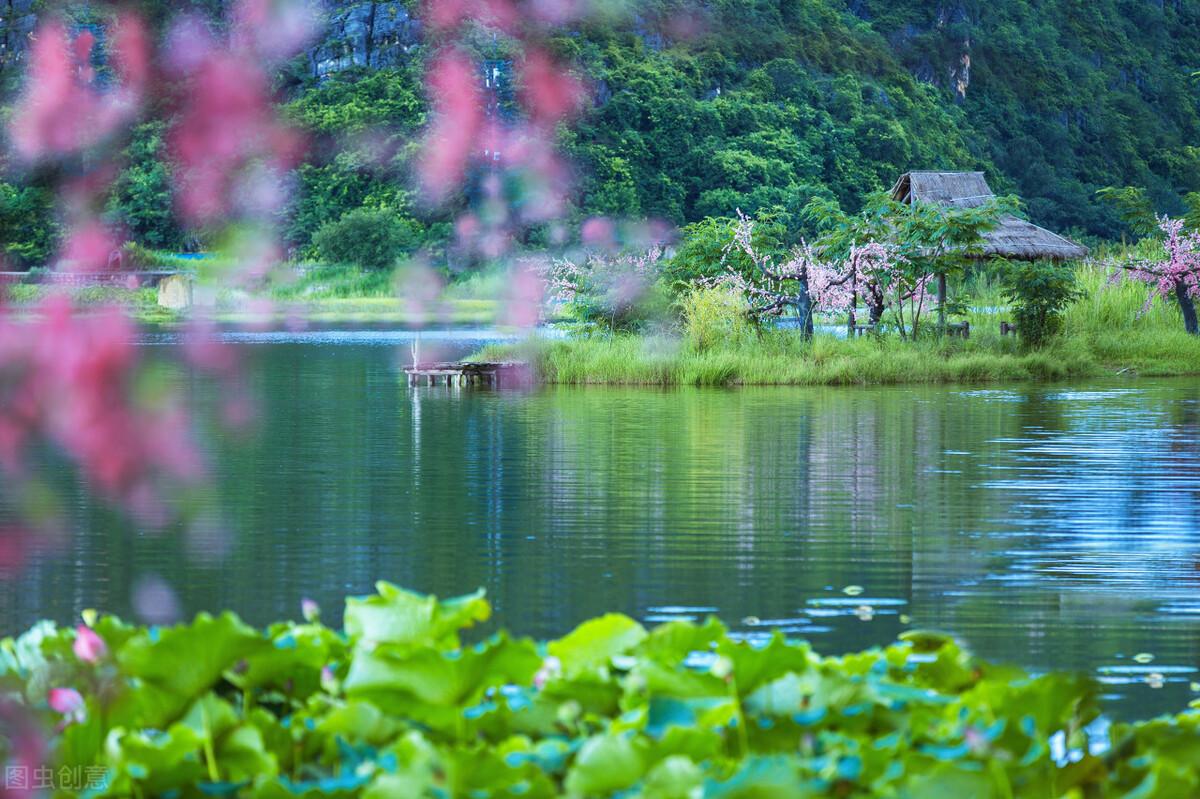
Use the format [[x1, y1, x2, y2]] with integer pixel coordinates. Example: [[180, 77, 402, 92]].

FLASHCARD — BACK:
[[3, 330, 1199, 720]]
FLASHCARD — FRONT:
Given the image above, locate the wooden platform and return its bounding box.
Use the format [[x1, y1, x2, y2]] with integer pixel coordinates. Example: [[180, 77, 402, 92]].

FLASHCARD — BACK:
[[404, 361, 531, 387]]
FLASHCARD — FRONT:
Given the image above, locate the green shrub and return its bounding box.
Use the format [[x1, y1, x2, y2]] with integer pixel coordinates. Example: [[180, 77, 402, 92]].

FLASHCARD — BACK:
[[7, 583, 1200, 797], [679, 285, 751, 352], [0, 180, 57, 268], [312, 207, 422, 270], [667, 213, 789, 289], [1003, 260, 1082, 347]]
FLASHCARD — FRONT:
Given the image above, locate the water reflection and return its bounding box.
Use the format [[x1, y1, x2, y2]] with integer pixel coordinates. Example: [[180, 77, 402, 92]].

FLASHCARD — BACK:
[[1, 336, 1198, 720]]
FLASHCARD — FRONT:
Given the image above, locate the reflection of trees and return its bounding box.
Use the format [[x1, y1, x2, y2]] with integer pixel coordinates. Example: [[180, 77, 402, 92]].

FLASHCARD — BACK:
[[5, 347, 1200, 722]]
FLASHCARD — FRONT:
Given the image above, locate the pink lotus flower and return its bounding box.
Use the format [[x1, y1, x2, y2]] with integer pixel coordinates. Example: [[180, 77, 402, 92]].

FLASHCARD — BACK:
[[47, 688, 85, 724], [301, 598, 320, 622], [73, 625, 107, 663]]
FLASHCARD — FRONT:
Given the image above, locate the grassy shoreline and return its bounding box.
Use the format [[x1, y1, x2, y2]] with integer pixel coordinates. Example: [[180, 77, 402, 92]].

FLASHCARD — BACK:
[[475, 329, 1200, 387], [476, 269, 1200, 386]]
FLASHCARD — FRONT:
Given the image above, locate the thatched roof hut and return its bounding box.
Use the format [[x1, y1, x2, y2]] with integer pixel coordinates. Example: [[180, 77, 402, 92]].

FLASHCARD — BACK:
[[889, 171, 1087, 261]]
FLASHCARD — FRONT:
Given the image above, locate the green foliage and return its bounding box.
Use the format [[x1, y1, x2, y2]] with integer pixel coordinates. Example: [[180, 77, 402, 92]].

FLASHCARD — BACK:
[[312, 207, 423, 270], [564, 11, 982, 228], [0, 179, 57, 268], [667, 212, 787, 288], [1002, 260, 1083, 347], [862, 0, 1200, 236], [7, 583, 1200, 797], [284, 68, 426, 251], [106, 122, 186, 250], [269, 262, 398, 300], [678, 286, 752, 353], [1096, 186, 1158, 238]]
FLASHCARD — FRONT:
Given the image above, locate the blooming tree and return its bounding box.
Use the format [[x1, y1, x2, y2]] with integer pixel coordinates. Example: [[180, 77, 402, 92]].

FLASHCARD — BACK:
[[1112, 216, 1200, 334], [708, 211, 936, 339], [539, 246, 664, 330], [701, 210, 846, 336]]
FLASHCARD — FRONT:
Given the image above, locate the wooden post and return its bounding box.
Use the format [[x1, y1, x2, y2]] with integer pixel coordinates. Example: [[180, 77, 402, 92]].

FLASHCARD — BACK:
[[937, 272, 947, 331]]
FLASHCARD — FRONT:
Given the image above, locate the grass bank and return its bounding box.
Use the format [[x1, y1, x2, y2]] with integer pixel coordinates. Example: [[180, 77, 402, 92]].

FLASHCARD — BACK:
[[476, 267, 1200, 386]]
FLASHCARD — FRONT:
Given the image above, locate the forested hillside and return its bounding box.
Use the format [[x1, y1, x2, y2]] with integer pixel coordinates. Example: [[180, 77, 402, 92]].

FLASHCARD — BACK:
[[2, 0, 1199, 264]]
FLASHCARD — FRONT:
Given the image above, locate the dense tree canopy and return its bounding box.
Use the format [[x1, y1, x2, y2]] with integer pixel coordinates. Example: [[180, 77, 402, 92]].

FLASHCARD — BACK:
[[4, 0, 1200, 263]]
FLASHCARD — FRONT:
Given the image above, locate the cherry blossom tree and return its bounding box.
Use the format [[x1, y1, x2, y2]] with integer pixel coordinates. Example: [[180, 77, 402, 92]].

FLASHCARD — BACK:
[[1111, 216, 1200, 334], [539, 247, 664, 330], [708, 211, 937, 339], [700, 211, 847, 336]]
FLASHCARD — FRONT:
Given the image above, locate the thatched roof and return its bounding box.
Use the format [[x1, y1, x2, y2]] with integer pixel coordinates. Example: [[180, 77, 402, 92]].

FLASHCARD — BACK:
[[889, 171, 1087, 261]]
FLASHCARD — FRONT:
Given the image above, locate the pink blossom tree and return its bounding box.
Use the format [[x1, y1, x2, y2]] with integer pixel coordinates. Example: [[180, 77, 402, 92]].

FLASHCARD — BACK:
[[539, 247, 664, 330], [1113, 216, 1200, 334], [703, 210, 848, 337], [709, 211, 936, 339]]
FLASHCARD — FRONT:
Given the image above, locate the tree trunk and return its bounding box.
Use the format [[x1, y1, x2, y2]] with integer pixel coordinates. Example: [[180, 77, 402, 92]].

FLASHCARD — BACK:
[[796, 286, 814, 340], [847, 288, 857, 336], [1176, 281, 1199, 335], [937, 272, 947, 331]]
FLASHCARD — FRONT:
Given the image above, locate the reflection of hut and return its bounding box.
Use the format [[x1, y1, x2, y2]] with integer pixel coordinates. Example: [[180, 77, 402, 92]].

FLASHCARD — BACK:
[[890, 171, 1087, 261]]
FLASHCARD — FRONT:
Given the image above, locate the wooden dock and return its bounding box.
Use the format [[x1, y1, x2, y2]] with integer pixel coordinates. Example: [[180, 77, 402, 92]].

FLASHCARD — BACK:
[[404, 361, 531, 388]]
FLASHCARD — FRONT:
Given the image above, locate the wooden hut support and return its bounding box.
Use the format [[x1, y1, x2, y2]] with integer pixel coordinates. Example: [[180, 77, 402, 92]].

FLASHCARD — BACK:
[[405, 362, 530, 389]]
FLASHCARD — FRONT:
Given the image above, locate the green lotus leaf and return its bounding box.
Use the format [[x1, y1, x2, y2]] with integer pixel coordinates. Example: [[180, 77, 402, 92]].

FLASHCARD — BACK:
[[113, 612, 269, 728], [344, 631, 541, 730], [639, 754, 704, 799], [564, 731, 649, 796], [344, 583, 489, 649], [549, 614, 647, 676], [231, 624, 340, 700], [102, 724, 207, 796], [636, 617, 726, 666], [704, 756, 814, 798], [717, 634, 814, 696]]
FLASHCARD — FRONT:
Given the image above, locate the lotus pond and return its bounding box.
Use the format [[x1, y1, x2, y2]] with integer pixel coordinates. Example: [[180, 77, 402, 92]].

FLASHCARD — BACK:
[[3, 330, 1200, 725]]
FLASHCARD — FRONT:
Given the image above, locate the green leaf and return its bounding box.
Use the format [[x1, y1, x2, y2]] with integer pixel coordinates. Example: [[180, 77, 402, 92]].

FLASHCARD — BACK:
[[549, 614, 647, 675], [344, 583, 489, 649], [344, 632, 541, 733], [113, 613, 268, 728], [640, 755, 704, 799], [565, 732, 648, 796]]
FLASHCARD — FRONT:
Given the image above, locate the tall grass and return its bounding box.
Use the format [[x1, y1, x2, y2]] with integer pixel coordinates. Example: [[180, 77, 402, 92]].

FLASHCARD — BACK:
[[478, 329, 1101, 386], [1061, 261, 1200, 375], [479, 256, 1200, 386], [269, 263, 397, 300]]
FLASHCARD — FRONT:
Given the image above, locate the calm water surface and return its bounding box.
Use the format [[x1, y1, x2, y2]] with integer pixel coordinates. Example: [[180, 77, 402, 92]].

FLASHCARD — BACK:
[[3, 331, 1200, 719]]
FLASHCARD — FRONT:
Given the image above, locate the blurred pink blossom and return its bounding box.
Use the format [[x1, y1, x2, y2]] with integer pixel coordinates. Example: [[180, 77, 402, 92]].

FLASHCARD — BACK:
[[426, 0, 518, 33], [58, 220, 121, 274], [581, 217, 615, 248], [46, 688, 85, 724], [0, 297, 203, 518], [500, 261, 546, 329], [169, 49, 302, 224], [418, 48, 483, 201], [72, 625, 107, 663], [9, 17, 147, 160], [132, 574, 182, 625], [519, 49, 584, 129], [0, 527, 31, 578], [232, 0, 320, 63]]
